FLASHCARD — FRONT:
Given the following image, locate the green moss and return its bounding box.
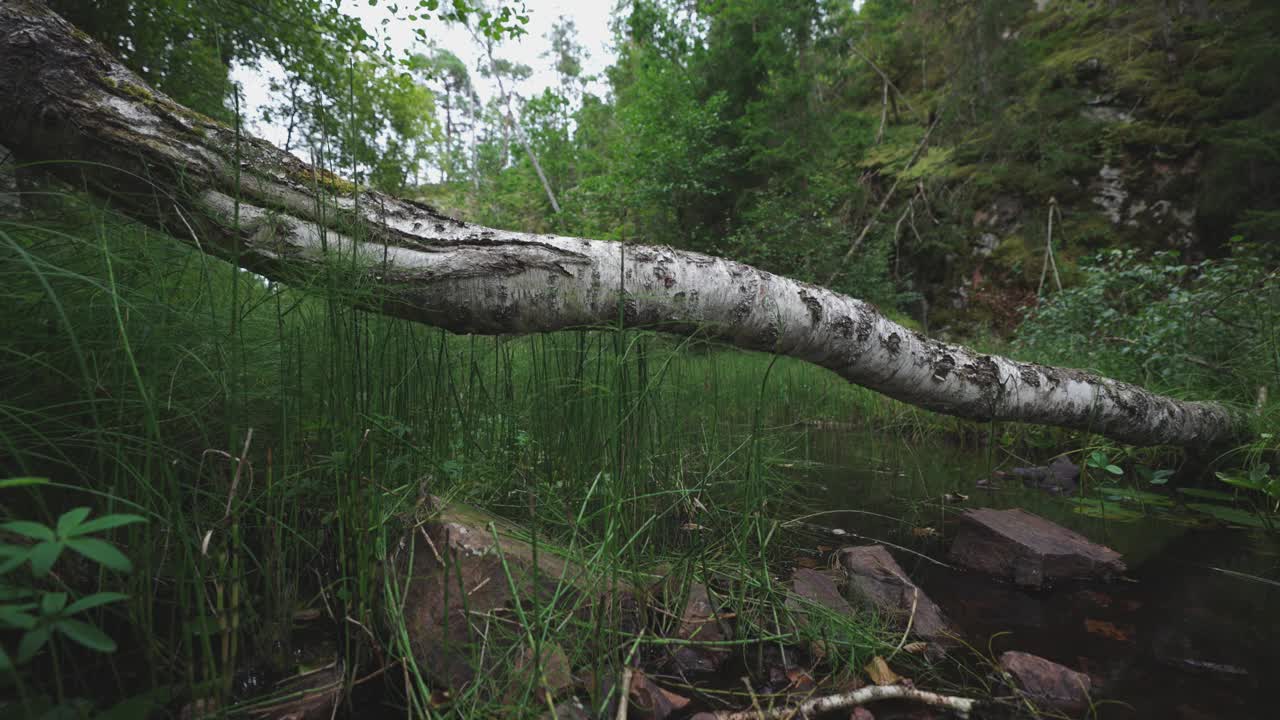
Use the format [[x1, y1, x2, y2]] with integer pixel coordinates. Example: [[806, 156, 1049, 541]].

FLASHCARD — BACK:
[[109, 80, 220, 138], [120, 82, 155, 104], [290, 167, 358, 196], [1104, 122, 1191, 151], [992, 234, 1032, 272]]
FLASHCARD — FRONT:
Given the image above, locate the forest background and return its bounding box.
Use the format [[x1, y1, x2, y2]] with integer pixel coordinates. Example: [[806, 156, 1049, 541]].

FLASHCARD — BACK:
[[2, 0, 1279, 717]]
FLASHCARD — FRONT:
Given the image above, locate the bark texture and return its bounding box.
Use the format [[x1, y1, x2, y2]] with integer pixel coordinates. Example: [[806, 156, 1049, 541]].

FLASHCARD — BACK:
[[0, 0, 1244, 447]]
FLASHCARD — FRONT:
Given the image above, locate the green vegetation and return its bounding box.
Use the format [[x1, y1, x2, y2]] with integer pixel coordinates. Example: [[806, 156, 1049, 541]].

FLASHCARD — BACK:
[[4, 0, 1280, 716], [0, 198, 946, 716]]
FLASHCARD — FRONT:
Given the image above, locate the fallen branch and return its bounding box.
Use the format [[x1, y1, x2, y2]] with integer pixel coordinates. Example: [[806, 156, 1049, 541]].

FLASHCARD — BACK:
[[700, 684, 976, 720], [0, 1, 1245, 448]]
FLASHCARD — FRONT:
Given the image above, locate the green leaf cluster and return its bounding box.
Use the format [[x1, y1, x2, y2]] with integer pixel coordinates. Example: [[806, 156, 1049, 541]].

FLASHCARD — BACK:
[[0, 485, 145, 673]]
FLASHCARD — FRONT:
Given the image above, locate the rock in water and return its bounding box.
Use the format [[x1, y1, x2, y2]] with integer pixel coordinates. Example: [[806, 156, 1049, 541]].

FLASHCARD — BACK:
[[837, 545, 957, 656], [950, 508, 1125, 588], [1001, 457, 1080, 495], [999, 650, 1093, 714]]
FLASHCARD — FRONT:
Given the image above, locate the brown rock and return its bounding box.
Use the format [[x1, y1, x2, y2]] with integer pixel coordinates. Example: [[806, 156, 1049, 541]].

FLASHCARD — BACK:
[[399, 498, 624, 689], [787, 567, 853, 615], [667, 581, 731, 673], [510, 642, 574, 703], [950, 508, 1125, 588], [627, 669, 691, 720], [785, 567, 855, 661], [999, 650, 1093, 715], [838, 545, 957, 655]]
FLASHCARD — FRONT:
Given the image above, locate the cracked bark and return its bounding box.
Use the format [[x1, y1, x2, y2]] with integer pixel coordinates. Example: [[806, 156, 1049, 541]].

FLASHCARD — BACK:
[[0, 0, 1244, 447]]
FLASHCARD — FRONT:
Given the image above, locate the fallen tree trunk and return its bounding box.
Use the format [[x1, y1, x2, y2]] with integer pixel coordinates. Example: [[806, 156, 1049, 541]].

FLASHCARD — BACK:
[[0, 0, 1244, 447]]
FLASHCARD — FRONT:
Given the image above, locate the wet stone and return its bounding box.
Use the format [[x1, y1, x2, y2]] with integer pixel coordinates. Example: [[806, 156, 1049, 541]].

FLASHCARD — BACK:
[[999, 650, 1093, 715], [838, 545, 957, 657], [1002, 457, 1080, 495], [949, 508, 1125, 588]]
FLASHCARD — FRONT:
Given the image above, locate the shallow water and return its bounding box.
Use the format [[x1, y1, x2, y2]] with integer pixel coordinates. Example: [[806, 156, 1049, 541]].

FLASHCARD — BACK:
[[792, 428, 1280, 719]]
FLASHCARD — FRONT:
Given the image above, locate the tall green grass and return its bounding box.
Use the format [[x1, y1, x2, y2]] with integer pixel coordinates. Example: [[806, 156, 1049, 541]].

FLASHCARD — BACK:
[[0, 187, 950, 717]]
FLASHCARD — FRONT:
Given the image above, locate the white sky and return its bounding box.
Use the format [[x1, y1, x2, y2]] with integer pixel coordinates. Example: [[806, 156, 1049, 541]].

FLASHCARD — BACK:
[[233, 0, 617, 150]]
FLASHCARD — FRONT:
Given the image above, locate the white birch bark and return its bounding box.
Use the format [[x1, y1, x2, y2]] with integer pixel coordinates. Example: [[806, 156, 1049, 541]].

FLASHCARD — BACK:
[[0, 1, 1242, 447]]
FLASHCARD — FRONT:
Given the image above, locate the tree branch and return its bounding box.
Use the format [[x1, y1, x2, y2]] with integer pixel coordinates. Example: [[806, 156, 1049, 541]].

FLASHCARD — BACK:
[[0, 1, 1244, 448]]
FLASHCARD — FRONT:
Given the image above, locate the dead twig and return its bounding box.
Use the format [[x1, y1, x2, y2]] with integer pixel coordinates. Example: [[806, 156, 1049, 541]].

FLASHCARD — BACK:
[[827, 116, 940, 286], [706, 684, 976, 720]]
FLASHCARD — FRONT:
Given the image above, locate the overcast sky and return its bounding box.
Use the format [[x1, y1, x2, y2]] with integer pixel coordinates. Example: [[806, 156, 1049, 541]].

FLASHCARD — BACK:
[[233, 0, 618, 149]]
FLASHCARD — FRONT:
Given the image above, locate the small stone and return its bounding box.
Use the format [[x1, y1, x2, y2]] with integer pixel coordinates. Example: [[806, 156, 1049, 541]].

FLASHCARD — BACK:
[[787, 567, 852, 615], [999, 651, 1093, 714], [627, 669, 691, 720], [838, 545, 957, 655]]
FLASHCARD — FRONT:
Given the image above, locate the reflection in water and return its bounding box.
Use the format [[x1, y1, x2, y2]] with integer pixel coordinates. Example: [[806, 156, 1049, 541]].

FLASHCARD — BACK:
[[790, 428, 1280, 719]]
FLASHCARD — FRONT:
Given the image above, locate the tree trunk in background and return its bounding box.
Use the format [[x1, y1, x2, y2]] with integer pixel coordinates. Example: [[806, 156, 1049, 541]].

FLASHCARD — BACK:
[[0, 1, 1244, 448]]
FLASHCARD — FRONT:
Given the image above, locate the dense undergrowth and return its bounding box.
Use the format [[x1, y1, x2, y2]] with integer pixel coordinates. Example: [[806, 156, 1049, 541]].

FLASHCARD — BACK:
[[2, 1, 1279, 713], [0, 195, 991, 718], [1, 183, 1277, 716]]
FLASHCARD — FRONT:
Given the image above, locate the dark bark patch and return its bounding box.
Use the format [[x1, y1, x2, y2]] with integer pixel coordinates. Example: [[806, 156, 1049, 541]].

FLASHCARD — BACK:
[[880, 332, 901, 355], [932, 353, 956, 382], [960, 356, 1000, 388], [1019, 366, 1042, 388], [798, 289, 822, 325], [653, 264, 676, 289], [856, 316, 874, 343], [834, 315, 855, 339], [732, 289, 754, 324]]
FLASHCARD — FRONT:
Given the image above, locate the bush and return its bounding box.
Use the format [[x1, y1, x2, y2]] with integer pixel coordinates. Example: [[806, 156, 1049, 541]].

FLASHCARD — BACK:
[[1015, 240, 1280, 403]]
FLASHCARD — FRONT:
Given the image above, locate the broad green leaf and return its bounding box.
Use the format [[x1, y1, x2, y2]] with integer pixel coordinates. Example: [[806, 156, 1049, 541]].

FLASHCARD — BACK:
[[1070, 497, 1144, 521], [1097, 487, 1173, 507], [17, 625, 50, 663], [40, 592, 67, 615], [0, 547, 29, 574], [1176, 487, 1237, 502], [29, 541, 64, 577], [1186, 502, 1269, 529], [66, 538, 131, 572], [1216, 472, 1264, 491], [56, 507, 91, 536], [65, 592, 128, 616], [55, 618, 117, 653], [74, 513, 147, 536], [0, 477, 48, 489], [1105, 464, 1123, 475], [0, 521, 53, 542], [0, 604, 37, 630], [0, 584, 34, 601]]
